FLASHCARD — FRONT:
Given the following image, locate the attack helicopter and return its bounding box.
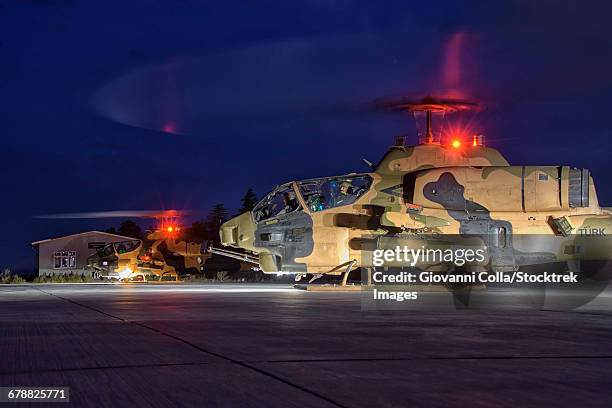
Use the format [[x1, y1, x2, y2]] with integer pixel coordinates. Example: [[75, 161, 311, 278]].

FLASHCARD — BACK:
[[36, 209, 255, 282], [83, 210, 204, 281], [214, 96, 612, 288], [36, 210, 205, 281]]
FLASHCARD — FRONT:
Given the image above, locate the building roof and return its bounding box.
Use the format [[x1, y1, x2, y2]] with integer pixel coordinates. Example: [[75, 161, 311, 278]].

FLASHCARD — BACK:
[[31, 231, 137, 247]]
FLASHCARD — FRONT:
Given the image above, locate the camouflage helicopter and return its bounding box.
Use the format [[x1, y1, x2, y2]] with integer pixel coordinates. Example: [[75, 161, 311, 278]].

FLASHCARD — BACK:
[[85, 210, 206, 281], [214, 96, 612, 289], [37, 210, 206, 281], [37, 209, 256, 282]]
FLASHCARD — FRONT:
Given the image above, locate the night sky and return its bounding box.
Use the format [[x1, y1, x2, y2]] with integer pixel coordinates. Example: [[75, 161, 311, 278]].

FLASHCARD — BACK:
[[2, 0, 612, 271]]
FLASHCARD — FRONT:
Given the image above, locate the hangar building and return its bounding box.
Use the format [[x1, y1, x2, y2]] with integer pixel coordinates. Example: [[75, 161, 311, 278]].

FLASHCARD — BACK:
[[31, 231, 134, 277]]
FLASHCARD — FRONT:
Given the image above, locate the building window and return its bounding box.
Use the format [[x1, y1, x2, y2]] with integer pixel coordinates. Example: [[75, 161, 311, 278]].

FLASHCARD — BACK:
[[53, 251, 76, 269]]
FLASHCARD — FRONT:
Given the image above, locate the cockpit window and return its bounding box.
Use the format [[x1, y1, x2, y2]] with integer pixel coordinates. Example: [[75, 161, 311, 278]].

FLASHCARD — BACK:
[[100, 243, 115, 257], [113, 240, 140, 254], [297, 175, 372, 212], [253, 184, 302, 222]]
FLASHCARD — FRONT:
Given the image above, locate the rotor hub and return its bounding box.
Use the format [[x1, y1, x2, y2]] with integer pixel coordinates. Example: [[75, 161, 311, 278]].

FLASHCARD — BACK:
[[381, 96, 482, 145]]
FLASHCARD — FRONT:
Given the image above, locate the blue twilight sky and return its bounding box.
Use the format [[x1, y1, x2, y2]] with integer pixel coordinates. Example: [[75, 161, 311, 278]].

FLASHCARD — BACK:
[[1, 0, 611, 270]]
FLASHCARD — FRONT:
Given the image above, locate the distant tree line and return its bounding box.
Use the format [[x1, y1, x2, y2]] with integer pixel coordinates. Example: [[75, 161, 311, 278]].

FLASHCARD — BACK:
[[105, 187, 259, 245], [106, 220, 142, 239]]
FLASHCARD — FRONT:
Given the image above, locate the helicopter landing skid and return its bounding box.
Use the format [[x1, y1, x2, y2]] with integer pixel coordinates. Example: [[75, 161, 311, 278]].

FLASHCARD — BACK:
[[293, 283, 362, 291], [340, 259, 357, 286]]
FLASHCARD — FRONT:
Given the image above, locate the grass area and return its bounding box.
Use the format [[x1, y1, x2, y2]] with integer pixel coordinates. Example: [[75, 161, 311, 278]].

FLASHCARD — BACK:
[[32, 274, 97, 283], [0, 269, 26, 284], [0, 268, 295, 284], [0, 268, 96, 284]]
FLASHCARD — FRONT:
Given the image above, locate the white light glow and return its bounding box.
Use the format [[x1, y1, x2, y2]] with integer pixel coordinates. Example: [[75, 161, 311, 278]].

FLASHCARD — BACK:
[[117, 267, 134, 280]]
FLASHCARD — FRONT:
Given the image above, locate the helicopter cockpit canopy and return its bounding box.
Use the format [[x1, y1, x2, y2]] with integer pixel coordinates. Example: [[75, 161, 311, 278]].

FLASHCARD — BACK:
[[297, 174, 372, 212], [98, 239, 141, 256], [253, 183, 302, 222], [114, 240, 141, 254], [253, 175, 373, 222]]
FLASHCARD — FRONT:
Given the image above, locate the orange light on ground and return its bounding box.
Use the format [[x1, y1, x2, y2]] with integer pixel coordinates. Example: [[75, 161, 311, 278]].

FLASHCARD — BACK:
[[451, 139, 461, 149], [167, 226, 174, 233]]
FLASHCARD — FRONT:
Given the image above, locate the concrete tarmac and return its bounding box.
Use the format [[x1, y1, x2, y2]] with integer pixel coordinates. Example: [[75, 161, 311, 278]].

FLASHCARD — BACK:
[[1, 283, 612, 407]]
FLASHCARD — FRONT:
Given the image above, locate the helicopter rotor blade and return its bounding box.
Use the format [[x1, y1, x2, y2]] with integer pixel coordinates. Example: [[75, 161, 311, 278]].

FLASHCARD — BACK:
[[90, 29, 491, 146], [34, 210, 197, 219]]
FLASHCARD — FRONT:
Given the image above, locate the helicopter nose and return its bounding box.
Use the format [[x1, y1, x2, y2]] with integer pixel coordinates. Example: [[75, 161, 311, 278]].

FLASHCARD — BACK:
[[220, 211, 256, 250]]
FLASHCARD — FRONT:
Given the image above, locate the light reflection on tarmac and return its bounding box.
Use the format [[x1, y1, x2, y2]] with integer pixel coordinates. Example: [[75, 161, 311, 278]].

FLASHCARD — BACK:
[[1, 283, 612, 407]]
